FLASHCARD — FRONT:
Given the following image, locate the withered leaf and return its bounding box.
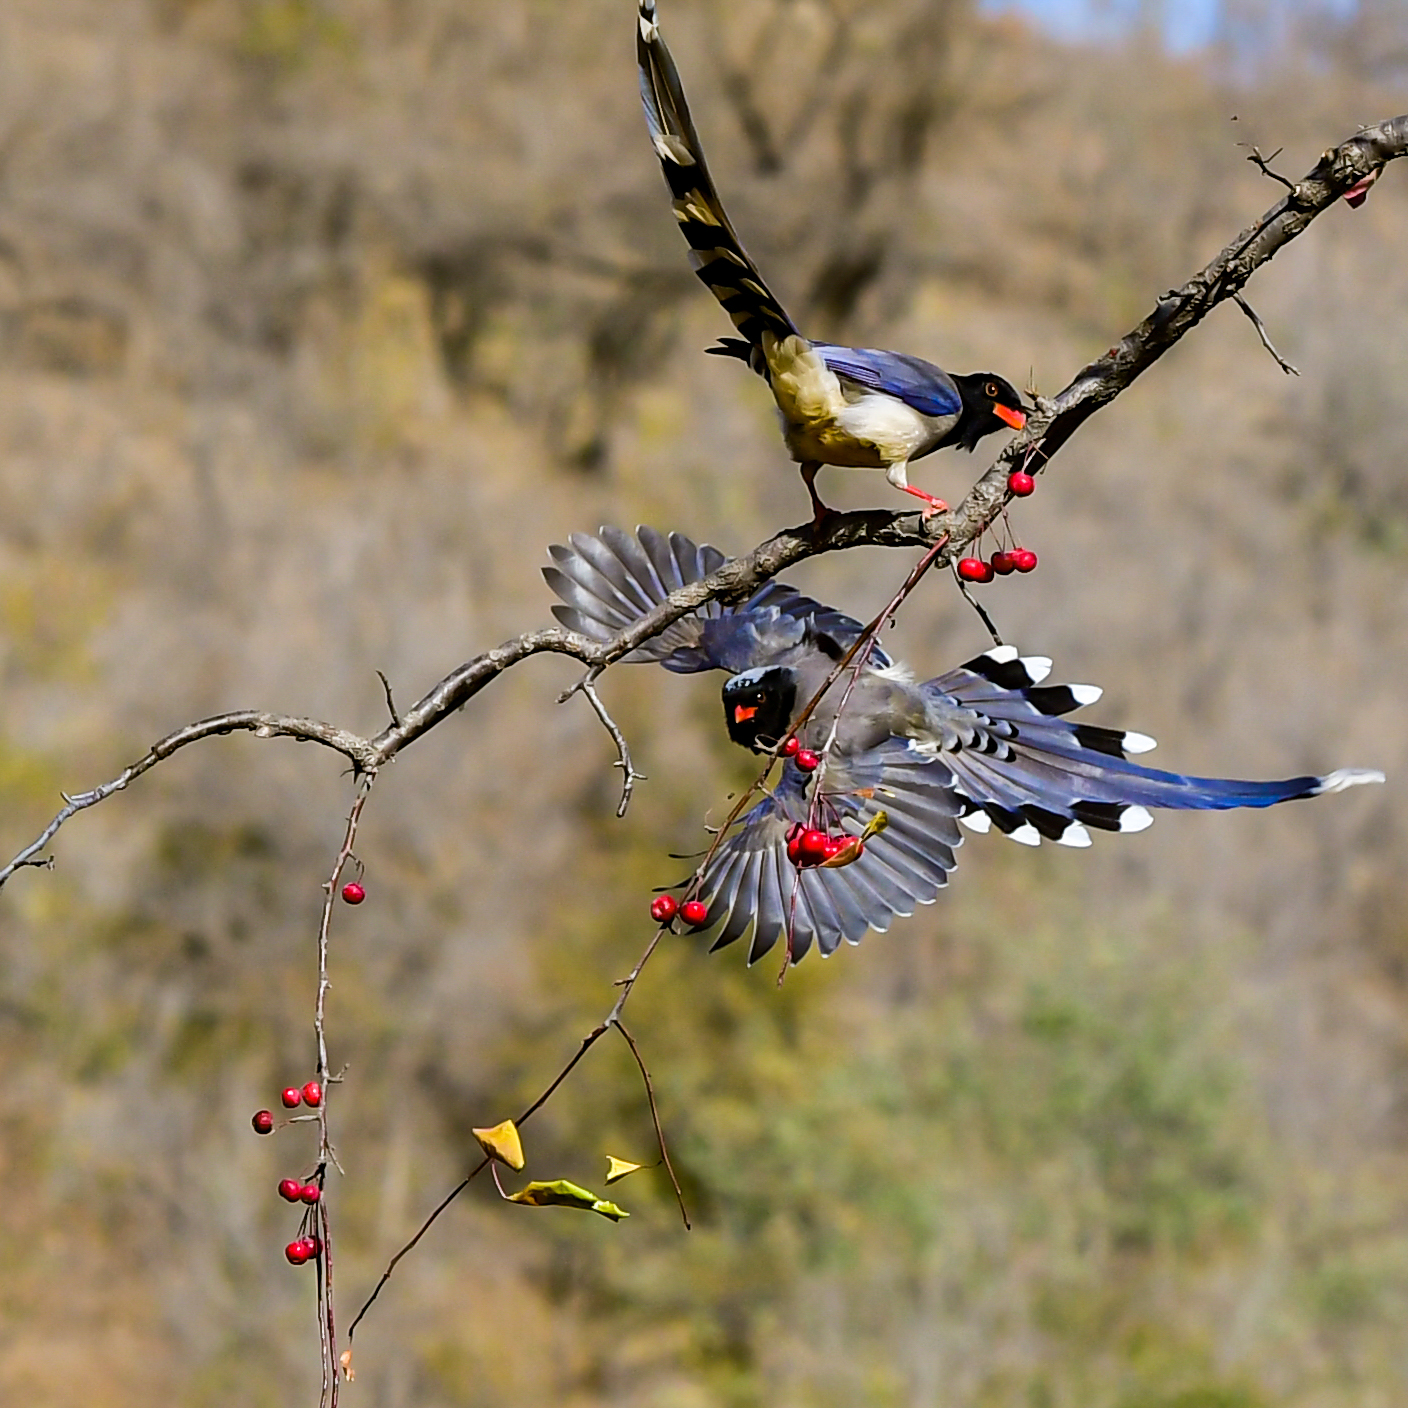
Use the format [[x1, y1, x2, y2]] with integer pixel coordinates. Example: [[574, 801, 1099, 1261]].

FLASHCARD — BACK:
[[472, 1119, 526, 1171]]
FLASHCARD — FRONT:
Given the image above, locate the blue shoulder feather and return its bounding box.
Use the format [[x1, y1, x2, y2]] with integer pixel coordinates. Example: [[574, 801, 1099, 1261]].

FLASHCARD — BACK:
[[814, 344, 962, 419]]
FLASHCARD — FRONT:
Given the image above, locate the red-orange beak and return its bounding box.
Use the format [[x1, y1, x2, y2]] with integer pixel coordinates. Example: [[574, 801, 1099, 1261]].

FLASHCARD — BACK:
[[733, 704, 758, 722], [994, 404, 1027, 431]]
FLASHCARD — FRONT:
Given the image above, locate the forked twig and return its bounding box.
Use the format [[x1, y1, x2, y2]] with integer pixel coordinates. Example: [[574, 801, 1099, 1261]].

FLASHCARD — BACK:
[[1242, 143, 1298, 192], [565, 672, 648, 817]]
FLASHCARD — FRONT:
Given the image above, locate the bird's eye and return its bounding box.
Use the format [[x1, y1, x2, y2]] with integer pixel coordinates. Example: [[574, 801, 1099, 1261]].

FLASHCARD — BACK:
[[985, 381, 999, 399]]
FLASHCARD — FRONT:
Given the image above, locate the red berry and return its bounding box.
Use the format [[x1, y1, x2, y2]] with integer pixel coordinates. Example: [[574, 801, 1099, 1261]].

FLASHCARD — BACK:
[[1008, 471, 1036, 497], [307, 1236, 322, 1258], [957, 557, 995, 583], [990, 551, 1015, 576], [650, 894, 678, 923], [779, 736, 800, 758], [278, 1178, 303, 1203], [794, 749, 820, 772], [300, 1183, 322, 1205], [1011, 549, 1038, 573], [252, 1109, 275, 1135], [281, 1087, 302, 1109], [285, 1239, 312, 1266], [302, 1081, 323, 1108], [800, 830, 830, 859], [680, 900, 708, 927], [785, 824, 805, 864], [341, 881, 365, 905]]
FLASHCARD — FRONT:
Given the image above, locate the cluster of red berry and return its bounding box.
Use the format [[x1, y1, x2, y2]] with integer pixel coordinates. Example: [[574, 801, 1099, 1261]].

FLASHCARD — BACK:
[[956, 470, 1040, 583], [649, 894, 708, 927], [250, 1080, 327, 1268], [279, 1177, 322, 1205], [284, 1233, 323, 1266], [784, 825, 861, 869], [777, 735, 820, 771], [960, 548, 1038, 582]]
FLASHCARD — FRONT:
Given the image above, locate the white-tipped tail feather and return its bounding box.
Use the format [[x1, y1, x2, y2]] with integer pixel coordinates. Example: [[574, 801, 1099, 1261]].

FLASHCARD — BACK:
[[1314, 768, 1386, 794]]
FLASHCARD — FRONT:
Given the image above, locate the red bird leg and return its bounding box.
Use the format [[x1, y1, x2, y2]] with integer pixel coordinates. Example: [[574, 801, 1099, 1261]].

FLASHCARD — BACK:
[[800, 462, 834, 526], [896, 482, 950, 517]]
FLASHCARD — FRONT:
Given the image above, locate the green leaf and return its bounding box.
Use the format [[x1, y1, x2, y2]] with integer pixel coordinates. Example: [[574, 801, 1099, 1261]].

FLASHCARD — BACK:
[[506, 1179, 629, 1221]]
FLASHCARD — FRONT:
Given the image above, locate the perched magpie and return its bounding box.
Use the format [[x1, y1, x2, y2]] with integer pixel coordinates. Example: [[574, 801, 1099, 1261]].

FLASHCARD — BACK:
[[636, 0, 1028, 521], [547, 525, 1384, 966]]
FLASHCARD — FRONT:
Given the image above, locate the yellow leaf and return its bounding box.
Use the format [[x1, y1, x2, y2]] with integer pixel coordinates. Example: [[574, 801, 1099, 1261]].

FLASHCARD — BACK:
[[820, 811, 889, 869], [339, 1349, 355, 1382], [507, 1179, 629, 1221], [605, 1156, 644, 1184], [472, 1119, 525, 1171]]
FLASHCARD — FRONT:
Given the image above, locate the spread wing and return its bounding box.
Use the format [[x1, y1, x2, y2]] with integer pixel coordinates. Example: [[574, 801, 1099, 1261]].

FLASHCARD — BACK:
[[690, 740, 963, 965], [544, 525, 890, 673]]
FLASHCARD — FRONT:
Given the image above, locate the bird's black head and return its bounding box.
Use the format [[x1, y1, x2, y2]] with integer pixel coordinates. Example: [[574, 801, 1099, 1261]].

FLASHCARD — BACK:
[[950, 372, 1028, 451], [722, 666, 798, 752]]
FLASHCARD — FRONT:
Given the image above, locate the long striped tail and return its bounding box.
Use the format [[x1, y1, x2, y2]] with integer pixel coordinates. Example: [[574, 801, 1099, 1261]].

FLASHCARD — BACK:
[[637, 0, 797, 364], [928, 646, 1385, 846]]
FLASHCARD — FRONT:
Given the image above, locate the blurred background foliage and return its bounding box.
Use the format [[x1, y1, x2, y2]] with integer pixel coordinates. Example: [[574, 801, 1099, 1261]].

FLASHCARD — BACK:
[[0, 0, 1405, 1404]]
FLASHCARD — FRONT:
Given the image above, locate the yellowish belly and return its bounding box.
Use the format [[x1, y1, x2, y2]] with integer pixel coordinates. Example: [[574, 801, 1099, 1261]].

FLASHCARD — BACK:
[[781, 419, 889, 468]]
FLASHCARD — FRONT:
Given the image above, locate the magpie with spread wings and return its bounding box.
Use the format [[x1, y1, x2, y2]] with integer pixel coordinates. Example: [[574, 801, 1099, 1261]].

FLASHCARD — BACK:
[[547, 525, 1383, 965]]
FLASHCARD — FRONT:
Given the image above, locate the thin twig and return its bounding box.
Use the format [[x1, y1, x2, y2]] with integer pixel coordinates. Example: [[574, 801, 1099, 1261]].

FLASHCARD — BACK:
[[318, 1197, 338, 1408], [785, 538, 948, 977], [1242, 143, 1298, 192], [565, 672, 648, 818], [344, 1167, 481, 1343], [309, 772, 374, 1405], [376, 671, 401, 729], [1233, 292, 1300, 375], [956, 577, 1006, 645], [613, 1019, 690, 1229]]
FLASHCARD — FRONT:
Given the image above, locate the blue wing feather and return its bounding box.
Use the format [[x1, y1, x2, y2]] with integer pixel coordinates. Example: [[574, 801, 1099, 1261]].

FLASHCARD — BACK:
[[814, 344, 962, 419]]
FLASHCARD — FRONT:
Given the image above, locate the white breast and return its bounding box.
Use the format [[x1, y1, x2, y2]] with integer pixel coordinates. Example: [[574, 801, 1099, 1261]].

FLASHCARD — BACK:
[[835, 392, 941, 463]]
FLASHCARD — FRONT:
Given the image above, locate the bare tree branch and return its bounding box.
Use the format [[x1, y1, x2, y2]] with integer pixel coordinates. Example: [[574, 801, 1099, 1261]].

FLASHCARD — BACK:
[[0, 711, 375, 888], [3, 115, 1404, 894]]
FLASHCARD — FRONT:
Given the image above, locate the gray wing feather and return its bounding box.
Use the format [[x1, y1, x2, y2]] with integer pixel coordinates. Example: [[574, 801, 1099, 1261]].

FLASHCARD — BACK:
[[544, 525, 891, 673], [691, 741, 961, 964]]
